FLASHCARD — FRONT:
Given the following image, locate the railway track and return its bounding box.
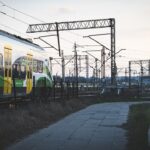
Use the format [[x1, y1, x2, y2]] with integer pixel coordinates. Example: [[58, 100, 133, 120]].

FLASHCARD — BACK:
[[0, 95, 31, 106], [0, 90, 99, 107]]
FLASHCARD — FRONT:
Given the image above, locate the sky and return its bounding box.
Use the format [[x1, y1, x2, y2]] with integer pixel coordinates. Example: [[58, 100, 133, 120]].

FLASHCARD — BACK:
[[0, 0, 150, 77]]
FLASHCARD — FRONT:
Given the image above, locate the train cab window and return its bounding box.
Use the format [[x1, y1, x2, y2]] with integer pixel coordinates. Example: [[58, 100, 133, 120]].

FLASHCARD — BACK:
[[12, 57, 27, 79], [0, 54, 3, 70]]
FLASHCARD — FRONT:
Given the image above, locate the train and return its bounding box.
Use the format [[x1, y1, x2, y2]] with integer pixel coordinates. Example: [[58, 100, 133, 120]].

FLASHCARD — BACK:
[[0, 30, 53, 98]]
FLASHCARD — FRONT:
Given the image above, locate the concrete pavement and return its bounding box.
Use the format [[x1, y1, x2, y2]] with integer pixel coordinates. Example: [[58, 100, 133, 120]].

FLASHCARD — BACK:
[[7, 102, 146, 150]]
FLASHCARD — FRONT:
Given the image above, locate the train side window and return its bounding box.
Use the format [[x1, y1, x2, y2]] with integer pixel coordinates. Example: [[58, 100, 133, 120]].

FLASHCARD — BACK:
[[0, 54, 3, 70], [33, 59, 38, 72], [13, 64, 20, 78], [33, 59, 43, 73], [20, 65, 26, 79], [37, 61, 43, 73]]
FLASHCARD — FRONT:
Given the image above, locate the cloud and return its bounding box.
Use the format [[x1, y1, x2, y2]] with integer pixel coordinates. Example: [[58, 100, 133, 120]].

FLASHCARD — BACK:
[[57, 7, 75, 14]]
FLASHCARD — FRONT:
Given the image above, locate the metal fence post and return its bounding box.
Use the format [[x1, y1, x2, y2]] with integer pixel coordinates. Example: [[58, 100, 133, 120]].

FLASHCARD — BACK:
[[53, 78, 56, 101], [32, 76, 35, 101], [61, 79, 63, 100], [44, 77, 46, 95], [67, 81, 70, 100], [72, 81, 75, 97], [12, 77, 16, 101]]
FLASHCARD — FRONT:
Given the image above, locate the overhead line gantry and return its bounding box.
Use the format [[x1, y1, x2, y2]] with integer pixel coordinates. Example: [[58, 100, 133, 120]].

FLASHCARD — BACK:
[[26, 18, 116, 86]]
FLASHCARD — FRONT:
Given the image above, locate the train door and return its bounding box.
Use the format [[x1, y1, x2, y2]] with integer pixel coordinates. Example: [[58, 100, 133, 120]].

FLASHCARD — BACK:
[[4, 45, 12, 95], [26, 53, 33, 94]]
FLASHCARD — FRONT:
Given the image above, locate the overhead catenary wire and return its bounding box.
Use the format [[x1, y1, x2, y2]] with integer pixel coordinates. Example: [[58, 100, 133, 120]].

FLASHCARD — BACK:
[[0, 1, 104, 54], [0, 0, 45, 23], [59, 36, 74, 45], [67, 30, 83, 37], [0, 1, 133, 78], [0, 0, 86, 51], [0, 1, 42, 38], [0, 0, 93, 45], [0, 23, 33, 38], [0, 11, 29, 25]]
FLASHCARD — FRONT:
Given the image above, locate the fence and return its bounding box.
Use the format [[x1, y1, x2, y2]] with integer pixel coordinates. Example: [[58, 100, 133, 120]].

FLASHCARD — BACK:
[[31, 78, 100, 101], [0, 76, 100, 101], [1, 76, 150, 101]]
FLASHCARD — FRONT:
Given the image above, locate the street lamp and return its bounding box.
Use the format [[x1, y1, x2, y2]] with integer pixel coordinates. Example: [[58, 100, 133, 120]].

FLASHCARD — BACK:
[[116, 49, 126, 56]]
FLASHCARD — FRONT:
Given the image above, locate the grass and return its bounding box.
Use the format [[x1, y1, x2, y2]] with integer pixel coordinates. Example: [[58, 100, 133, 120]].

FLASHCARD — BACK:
[[126, 103, 150, 150], [0, 96, 99, 150]]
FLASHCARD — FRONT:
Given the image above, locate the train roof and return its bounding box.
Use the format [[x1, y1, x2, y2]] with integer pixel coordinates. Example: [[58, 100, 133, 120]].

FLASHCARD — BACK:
[[0, 30, 44, 51]]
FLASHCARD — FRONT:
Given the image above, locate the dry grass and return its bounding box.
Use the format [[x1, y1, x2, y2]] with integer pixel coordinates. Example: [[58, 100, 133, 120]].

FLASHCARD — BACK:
[[0, 96, 98, 150], [126, 103, 150, 150]]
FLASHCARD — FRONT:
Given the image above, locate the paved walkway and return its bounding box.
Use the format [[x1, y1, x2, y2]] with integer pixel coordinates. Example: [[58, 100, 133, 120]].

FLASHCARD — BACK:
[[7, 102, 146, 150]]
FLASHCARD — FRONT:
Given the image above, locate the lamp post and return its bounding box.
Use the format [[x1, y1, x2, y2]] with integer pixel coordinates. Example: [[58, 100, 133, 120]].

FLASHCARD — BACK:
[[115, 49, 126, 86], [115, 49, 126, 74]]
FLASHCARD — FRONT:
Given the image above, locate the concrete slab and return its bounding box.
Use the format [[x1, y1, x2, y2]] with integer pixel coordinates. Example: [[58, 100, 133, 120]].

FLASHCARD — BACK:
[[7, 101, 150, 150]]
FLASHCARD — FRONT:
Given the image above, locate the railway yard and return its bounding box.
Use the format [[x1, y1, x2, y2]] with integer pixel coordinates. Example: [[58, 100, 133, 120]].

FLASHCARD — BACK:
[[0, 0, 150, 150]]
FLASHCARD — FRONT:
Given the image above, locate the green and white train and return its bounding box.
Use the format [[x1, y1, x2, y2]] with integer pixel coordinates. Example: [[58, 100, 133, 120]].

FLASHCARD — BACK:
[[0, 30, 53, 98]]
